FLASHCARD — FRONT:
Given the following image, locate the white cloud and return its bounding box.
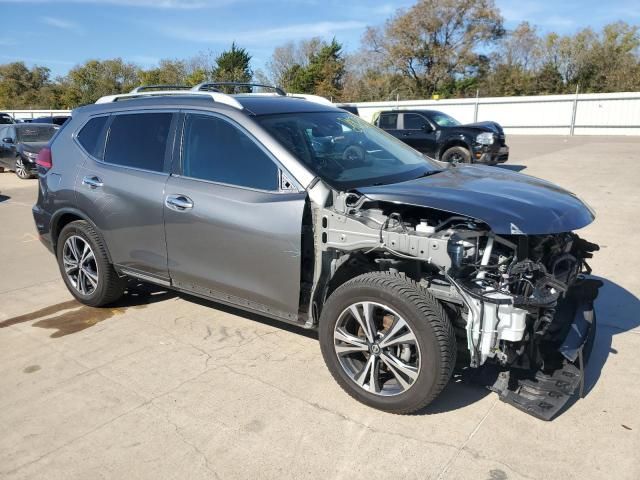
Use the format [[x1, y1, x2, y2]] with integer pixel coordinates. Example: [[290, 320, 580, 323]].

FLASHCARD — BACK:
[[159, 20, 367, 45], [0, 55, 75, 66], [40, 16, 83, 32]]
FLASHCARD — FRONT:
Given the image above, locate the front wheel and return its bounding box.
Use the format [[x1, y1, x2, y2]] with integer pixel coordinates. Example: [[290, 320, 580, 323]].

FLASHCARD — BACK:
[[319, 272, 456, 414], [15, 157, 32, 179], [441, 146, 471, 164]]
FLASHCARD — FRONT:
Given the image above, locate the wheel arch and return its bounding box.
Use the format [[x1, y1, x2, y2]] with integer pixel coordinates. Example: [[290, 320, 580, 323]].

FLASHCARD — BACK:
[[437, 136, 472, 159], [50, 208, 114, 263]]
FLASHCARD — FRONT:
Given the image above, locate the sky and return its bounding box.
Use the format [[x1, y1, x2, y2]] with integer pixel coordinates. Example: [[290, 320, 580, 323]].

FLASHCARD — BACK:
[[1, 0, 639, 78]]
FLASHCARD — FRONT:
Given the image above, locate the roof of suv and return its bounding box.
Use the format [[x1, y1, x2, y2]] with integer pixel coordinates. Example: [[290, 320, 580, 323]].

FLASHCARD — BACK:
[[78, 94, 339, 117], [382, 109, 442, 115]]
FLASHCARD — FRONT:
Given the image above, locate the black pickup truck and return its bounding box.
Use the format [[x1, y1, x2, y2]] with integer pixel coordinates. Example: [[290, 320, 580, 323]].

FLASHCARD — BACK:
[[374, 109, 509, 165]]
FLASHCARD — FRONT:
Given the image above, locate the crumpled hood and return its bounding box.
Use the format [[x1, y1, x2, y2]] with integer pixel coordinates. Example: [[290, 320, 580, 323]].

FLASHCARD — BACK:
[[463, 121, 503, 134], [357, 165, 595, 235]]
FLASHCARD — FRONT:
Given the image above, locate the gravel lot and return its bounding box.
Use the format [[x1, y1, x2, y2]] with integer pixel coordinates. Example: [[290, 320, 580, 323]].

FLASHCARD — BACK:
[[1, 135, 639, 480]]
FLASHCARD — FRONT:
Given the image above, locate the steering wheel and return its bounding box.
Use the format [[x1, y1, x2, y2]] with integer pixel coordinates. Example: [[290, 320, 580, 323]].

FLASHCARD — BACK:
[[342, 145, 366, 164]]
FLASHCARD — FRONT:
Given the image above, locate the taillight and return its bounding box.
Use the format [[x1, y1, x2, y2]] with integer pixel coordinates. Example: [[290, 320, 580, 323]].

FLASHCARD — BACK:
[[36, 147, 52, 169]]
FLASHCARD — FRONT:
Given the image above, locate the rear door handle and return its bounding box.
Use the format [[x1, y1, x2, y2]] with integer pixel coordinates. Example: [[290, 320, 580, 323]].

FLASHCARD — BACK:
[[82, 176, 103, 188], [165, 194, 194, 211]]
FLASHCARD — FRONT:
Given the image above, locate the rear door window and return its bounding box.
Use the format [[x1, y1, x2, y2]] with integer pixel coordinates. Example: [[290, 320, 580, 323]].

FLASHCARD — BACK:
[[181, 114, 278, 191], [104, 113, 172, 172], [77, 116, 109, 159], [378, 113, 398, 130]]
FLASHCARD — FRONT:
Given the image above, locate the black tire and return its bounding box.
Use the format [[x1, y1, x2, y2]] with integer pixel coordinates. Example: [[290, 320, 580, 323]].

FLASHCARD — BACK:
[[56, 220, 125, 307], [319, 271, 456, 414], [441, 146, 471, 164]]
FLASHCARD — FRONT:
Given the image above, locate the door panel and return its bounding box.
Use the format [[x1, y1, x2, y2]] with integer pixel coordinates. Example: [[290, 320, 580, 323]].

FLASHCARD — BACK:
[[400, 113, 438, 156], [164, 176, 305, 319], [73, 111, 175, 280], [75, 160, 170, 279]]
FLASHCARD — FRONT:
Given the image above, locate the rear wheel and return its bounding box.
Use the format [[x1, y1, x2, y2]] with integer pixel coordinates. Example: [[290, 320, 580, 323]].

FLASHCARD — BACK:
[[56, 220, 124, 307], [319, 272, 456, 414], [441, 146, 471, 164]]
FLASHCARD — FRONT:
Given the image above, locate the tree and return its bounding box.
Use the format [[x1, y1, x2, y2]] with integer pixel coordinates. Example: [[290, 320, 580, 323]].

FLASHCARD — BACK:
[[265, 38, 324, 87], [138, 59, 188, 86], [0, 62, 60, 109], [212, 42, 253, 86], [284, 39, 345, 99], [479, 22, 541, 96], [60, 58, 139, 106], [361, 0, 504, 97]]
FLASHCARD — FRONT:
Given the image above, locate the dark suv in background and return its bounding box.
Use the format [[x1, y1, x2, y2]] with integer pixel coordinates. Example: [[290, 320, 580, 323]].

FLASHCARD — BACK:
[[1, 113, 15, 125], [0, 123, 58, 178], [32, 83, 599, 420], [374, 109, 509, 165]]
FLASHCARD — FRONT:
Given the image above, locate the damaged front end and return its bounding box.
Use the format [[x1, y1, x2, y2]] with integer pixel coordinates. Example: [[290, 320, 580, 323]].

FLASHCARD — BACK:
[[308, 182, 600, 420]]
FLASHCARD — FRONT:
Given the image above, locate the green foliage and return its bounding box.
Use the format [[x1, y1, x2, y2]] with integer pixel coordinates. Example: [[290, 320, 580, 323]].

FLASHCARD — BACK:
[[138, 59, 188, 86], [60, 58, 139, 106], [212, 42, 253, 85], [0, 62, 61, 109], [283, 39, 345, 100]]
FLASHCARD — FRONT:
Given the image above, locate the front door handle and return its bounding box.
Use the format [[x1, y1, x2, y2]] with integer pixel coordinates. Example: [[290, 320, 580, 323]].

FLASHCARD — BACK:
[[82, 176, 103, 188], [165, 194, 194, 211]]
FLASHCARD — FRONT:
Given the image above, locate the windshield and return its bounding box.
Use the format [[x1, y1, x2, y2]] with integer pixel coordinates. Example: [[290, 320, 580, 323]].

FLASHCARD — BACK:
[[429, 112, 461, 127], [257, 111, 439, 189], [16, 125, 57, 143]]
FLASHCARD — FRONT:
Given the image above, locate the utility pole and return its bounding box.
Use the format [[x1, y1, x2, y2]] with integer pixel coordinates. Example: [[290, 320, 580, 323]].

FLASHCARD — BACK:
[[570, 84, 580, 136]]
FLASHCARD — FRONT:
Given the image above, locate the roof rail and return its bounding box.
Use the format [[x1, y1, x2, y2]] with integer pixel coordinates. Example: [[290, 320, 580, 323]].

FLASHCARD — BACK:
[[192, 82, 286, 96], [130, 85, 191, 93], [286, 93, 334, 106], [94, 90, 244, 110]]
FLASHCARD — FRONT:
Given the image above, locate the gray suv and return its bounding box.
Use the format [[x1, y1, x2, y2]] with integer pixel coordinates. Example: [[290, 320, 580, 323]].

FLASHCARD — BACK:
[[33, 83, 600, 419]]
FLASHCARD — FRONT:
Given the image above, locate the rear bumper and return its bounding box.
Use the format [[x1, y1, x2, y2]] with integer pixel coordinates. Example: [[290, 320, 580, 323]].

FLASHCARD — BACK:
[[32, 205, 54, 254], [491, 278, 602, 420]]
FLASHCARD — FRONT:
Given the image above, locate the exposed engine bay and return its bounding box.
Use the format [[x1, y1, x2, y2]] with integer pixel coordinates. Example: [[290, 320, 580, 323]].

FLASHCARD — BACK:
[[307, 184, 600, 419]]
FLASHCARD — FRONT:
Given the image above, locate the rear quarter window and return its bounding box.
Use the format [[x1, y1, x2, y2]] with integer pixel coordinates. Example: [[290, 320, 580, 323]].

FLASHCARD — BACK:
[[77, 116, 109, 159]]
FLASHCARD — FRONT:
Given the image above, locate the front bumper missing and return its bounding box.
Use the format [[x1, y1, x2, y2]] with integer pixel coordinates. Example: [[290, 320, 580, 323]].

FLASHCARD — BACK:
[[490, 278, 602, 421], [473, 145, 509, 164]]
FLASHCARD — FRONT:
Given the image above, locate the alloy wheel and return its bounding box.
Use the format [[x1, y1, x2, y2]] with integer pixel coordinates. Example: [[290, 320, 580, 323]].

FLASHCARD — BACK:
[[15, 158, 29, 178], [62, 235, 99, 295], [333, 301, 421, 396]]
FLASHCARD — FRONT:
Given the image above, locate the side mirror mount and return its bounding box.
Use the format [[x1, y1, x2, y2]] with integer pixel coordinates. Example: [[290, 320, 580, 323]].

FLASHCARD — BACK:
[[422, 123, 434, 133], [2, 137, 13, 144]]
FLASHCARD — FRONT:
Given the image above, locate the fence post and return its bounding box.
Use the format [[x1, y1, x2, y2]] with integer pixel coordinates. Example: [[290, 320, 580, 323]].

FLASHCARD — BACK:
[[570, 84, 579, 136], [473, 89, 479, 123]]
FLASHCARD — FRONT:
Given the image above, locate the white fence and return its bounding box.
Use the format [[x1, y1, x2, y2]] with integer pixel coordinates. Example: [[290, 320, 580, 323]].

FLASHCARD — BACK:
[[350, 91, 640, 136], [5, 91, 640, 135]]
